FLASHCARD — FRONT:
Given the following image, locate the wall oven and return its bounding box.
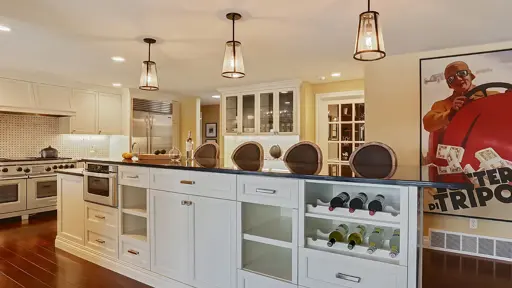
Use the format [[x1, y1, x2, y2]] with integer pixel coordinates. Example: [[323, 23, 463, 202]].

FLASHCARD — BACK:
[[0, 177, 27, 214], [27, 175, 57, 209], [83, 163, 118, 207]]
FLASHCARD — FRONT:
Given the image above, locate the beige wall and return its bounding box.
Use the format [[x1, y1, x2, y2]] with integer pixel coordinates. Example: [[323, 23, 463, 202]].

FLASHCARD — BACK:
[[201, 105, 220, 143], [364, 41, 512, 239]]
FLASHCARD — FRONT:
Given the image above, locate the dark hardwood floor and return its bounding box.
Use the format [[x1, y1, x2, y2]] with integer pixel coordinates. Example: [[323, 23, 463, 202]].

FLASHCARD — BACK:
[[0, 211, 150, 288]]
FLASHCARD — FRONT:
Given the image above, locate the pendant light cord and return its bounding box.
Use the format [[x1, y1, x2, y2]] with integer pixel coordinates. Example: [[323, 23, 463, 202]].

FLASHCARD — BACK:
[[232, 15, 236, 72], [368, 0, 371, 11], [148, 42, 152, 61]]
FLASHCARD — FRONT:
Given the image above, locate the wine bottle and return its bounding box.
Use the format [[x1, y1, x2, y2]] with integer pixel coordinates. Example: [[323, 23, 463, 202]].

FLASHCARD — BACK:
[[349, 192, 368, 213], [327, 224, 349, 247], [389, 229, 400, 258], [347, 224, 366, 250], [367, 227, 385, 254], [329, 192, 350, 211], [186, 130, 194, 160], [368, 194, 385, 216]]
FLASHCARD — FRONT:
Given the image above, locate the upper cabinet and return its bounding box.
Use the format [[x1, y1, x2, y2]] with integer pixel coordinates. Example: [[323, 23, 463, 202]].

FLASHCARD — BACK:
[[34, 84, 73, 112], [0, 78, 35, 109], [220, 80, 300, 136], [98, 93, 122, 135]]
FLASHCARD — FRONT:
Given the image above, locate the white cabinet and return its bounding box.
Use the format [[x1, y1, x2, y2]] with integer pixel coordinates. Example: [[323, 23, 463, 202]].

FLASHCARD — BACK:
[[98, 93, 122, 135], [238, 270, 297, 288], [57, 174, 84, 246], [0, 78, 35, 109], [69, 90, 98, 134], [34, 84, 73, 112]]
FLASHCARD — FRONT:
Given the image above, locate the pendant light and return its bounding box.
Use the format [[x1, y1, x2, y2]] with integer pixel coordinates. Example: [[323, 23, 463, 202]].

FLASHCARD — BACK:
[[139, 38, 159, 91], [222, 12, 245, 78], [354, 0, 386, 61]]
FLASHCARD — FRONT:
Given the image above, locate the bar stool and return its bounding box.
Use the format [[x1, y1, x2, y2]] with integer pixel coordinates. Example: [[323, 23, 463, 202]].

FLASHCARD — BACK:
[[283, 141, 323, 175], [231, 141, 264, 171], [349, 141, 397, 179], [194, 142, 220, 168]]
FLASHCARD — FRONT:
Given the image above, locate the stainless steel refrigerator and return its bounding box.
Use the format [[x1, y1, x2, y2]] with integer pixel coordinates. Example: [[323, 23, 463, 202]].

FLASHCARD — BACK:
[[132, 98, 174, 154]]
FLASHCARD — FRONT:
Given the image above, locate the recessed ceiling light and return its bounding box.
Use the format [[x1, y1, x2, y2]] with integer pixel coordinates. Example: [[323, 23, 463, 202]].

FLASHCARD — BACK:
[[331, 72, 341, 77], [284, 101, 291, 105], [319, 76, 326, 80], [0, 25, 11, 32], [112, 83, 122, 87], [111, 56, 125, 62], [212, 95, 221, 99]]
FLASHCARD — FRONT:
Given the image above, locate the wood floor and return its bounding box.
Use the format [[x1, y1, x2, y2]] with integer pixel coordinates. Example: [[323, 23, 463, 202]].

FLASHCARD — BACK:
[[0, 211, 149, 288]]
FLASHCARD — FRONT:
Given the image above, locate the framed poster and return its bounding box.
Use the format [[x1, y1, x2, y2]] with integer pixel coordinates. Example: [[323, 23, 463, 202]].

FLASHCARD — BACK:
[[205, 123, 217, 138], [420, 48, 512, 221]]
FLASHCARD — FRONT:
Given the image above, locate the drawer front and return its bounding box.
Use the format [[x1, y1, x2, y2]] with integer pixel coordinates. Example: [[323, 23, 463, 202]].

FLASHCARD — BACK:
[[85, 202, 118, 237], [119, 239, 150, 270], [238, 270, 296, 288], [150, 168, 192, 193], [237, 176, 299, 208], [85, 229, 118, 258], [188, 171, 236, 200], [299, 248, 406, 288], [119, 166, 150, 188]]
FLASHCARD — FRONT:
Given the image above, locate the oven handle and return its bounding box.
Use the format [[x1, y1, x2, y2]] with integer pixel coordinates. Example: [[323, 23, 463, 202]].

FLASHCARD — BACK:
[[83, 171, 117, 179]]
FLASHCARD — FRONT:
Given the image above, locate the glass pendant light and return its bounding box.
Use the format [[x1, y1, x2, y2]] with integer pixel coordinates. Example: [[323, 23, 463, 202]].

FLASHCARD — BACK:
[[354, 0, 386, 61], [139, 38, 159, 91], [222, 12, 245, 78]]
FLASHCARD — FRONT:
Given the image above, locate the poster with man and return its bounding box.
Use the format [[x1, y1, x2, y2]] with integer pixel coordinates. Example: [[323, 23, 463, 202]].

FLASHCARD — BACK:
[[420, 49, 512, 221]]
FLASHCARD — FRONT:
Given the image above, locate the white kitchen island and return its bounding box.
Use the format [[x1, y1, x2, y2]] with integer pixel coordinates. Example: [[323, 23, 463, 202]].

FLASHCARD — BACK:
[[55, 160, 467, 288]]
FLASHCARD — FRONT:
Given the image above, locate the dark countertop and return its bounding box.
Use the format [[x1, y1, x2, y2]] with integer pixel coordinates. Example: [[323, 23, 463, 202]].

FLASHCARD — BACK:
[[55, 168, 84, 177], [80, 158, 471, 189]]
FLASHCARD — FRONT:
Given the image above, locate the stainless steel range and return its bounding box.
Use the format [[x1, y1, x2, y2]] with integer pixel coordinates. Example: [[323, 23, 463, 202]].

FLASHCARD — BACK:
[[0, 157, 77, 219]]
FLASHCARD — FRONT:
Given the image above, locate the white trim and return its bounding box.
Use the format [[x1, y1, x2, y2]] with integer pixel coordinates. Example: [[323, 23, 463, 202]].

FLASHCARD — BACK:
[[0, 206, 56, 220], [217, 79, 301, 94], [55, 237, 191, 288]]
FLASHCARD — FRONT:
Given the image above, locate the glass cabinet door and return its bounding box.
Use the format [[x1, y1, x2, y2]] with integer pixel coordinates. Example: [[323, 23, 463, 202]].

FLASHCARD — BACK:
[[277, 90, 294, 133], [259, 92, 274, 133], [242, 94, 255, 134], [225, 96, 238, 134]]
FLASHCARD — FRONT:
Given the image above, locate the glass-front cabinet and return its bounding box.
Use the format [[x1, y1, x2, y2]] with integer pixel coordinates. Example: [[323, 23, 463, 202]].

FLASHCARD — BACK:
[[220, 81, 300, 135]]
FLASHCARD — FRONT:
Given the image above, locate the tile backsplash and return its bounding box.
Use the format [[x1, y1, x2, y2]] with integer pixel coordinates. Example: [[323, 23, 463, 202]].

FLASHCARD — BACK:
[[0, 113, 110, 158]]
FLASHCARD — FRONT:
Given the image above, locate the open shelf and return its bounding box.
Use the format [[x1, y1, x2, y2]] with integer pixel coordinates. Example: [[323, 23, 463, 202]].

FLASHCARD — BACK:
[[121, 213, 148, 243], [121, 233, 148, 242], [243, 216, 293, 248], [242, 239, 293, 283], [122, 208, 148, 218]]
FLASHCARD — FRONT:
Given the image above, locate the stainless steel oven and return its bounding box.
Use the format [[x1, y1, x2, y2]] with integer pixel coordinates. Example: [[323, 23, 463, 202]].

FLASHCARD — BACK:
[[27, 175, 57, 209], [0, 176, 27, 214], [83, 163, 118, 207]]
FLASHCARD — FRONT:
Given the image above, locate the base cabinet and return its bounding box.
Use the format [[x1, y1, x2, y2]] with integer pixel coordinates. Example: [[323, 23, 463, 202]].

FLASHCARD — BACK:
[[57, 174, 84, 246], [238, 270, 297, 288]]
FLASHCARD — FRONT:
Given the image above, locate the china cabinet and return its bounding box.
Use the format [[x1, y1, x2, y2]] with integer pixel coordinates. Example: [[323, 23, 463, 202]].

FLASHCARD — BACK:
[[219, 80, 300, 135]]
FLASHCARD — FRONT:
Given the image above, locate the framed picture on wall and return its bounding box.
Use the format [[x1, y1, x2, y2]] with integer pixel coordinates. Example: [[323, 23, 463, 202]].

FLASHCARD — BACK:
[[205, 139, 217, 144], [205, 123, 217, 138]]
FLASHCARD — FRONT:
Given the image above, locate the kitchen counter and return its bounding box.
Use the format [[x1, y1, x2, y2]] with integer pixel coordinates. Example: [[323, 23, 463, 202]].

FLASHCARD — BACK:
[[55, 168, 84, 177], [80, 157, 470, 189]]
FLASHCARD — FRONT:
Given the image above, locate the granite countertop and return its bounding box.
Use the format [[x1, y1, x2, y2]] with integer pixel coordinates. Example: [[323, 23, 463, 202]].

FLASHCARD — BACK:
[[56, 168, 84, 177], [79, 157, 471, 189]]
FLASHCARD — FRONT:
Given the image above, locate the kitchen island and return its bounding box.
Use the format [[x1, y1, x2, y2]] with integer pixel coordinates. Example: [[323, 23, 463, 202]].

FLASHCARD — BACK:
[[55, 158, 468, 288]]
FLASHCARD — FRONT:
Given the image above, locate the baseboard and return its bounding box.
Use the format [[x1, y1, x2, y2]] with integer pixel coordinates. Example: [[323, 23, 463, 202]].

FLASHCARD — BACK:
[[55, 236, 191, 288], [0, 206, 56, 220]]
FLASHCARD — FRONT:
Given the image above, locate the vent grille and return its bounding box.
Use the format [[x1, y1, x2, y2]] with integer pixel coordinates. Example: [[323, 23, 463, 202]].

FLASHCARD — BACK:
[[133, 98, 172, 115], [429, 229, 512, 263]]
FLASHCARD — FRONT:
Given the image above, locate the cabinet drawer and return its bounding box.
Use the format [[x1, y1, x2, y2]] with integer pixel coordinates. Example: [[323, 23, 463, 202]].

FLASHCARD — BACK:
[[84, 202, 118, 238], [299, 248, 406, 288], [238, 270, 296, 288], [85, 229, 118, 258], [119, 239, 150, 270], [150, 168, 191, 193], [119, 166, 150, 188], [237, 176, 299, 208]]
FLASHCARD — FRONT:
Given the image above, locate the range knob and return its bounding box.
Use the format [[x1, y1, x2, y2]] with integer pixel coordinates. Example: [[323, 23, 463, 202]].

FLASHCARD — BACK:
[[45, 167, 51, 172], [53, 165, 58, 169], [70, 164, 75, 168], [24, 168, 30, 173], [1, 168, 8, 173], [16, 167, 22, 172], [64, 164, 69, 169], [58, 165, 64, 169]]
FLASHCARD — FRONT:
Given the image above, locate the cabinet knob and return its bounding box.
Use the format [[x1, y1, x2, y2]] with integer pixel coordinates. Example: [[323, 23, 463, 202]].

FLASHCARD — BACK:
[[95, 239, 105, 244], [95, 215, 105, 219]]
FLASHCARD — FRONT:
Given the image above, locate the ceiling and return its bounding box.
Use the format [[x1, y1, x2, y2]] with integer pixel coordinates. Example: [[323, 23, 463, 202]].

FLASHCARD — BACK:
[[0, 0, 510, 104]]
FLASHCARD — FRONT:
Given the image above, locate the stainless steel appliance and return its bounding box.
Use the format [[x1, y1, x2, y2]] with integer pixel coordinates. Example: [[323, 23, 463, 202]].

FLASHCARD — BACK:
[[0, 157, 77, 218], [83, 162, 118, 207], [132, 98, 173, 154]]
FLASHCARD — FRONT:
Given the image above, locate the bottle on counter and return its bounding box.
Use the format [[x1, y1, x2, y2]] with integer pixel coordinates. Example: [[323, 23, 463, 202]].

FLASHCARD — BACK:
[[329, 192, 350, 211], [327, 224, 349, 247], [368, 194, 385, 216], [389, 229, 401, 258], [347, 224, 366, 250], [349, 192, 368, 213], [186, 130, 194, 160], [367, 227, 385, 254]]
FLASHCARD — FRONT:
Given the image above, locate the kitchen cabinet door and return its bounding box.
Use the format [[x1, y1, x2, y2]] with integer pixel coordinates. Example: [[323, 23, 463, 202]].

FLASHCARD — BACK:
[[57, 174, 84, 246], [34, 84, 73, 112], [98, 93, 122, 135], [70, 90, 97, 134], [0, 78, 35, 109], [223, 95, 239, 135], [276, 89, 297, 134], [189, 196, 237, 288], [150, 189, 190, 283]]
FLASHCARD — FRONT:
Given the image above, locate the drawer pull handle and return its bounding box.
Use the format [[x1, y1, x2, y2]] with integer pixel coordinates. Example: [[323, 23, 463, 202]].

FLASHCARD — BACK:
[[181, 200, 193, 206], [126, 175, 139, 179], [95, 215, 105, 219], [180, 180, 195, 185], [255, 188, 276, 194], [95, 239, 105, 244], [128, 249, 139, 255], [335, 273, 361, 283]]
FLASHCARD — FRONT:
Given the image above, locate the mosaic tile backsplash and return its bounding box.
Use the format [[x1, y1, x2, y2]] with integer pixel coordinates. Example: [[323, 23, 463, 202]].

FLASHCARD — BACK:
[[0, 113, 110, 158]]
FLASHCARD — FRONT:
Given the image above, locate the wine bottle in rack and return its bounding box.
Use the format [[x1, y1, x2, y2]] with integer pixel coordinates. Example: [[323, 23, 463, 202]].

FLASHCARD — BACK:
[[327, 224, 349, 247], [389, 229, 401, 258], [368, 194, 385, 216], [349, 193, 368, 213], [347, 224, 366, 250], [329, 192, 350, 211], [367, 227, 385, 254]]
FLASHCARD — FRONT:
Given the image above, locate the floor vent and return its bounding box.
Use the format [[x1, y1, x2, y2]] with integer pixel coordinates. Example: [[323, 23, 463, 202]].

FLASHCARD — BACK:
[[428, 229, 512, 263]]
